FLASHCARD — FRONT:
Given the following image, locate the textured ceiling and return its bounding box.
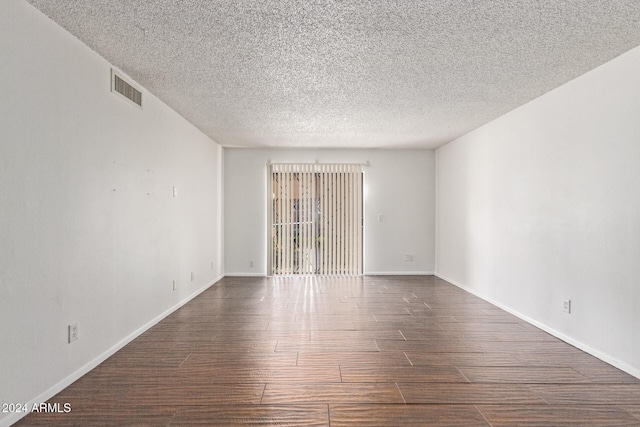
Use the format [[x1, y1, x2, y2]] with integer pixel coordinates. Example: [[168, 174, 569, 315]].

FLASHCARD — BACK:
[[26, 0, 640, 148]]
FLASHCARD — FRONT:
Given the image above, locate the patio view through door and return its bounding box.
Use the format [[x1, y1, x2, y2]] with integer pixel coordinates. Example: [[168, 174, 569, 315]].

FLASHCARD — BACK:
[[269, 163, 363, 276]]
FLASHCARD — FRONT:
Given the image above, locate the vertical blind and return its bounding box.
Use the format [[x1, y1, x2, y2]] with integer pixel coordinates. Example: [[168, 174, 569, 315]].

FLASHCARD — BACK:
[[270, 163, 363, 276]]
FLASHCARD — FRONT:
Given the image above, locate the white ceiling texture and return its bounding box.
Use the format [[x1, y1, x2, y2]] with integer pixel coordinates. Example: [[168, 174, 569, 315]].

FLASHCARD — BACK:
[[27, 0, 640, 149]]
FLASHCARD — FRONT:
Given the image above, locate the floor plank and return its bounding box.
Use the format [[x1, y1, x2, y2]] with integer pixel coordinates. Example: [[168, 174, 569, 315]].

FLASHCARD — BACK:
[[296, 351, 411, 367], [404, 350, 522, 367], [398, 383, 547, 404], [261, 383, 404, 404], [459, 366, 590, 383], [329, 404, 491, 426], [170, 404, 329, 426], [340, 365, 468, 383], [528, 383, 640, 404], [477, 404, 640, 426], [16, 275, 639, 426]]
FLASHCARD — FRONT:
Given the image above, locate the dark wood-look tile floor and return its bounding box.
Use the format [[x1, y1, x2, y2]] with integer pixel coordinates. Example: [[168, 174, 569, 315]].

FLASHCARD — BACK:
[[17, 276, 640, 426]]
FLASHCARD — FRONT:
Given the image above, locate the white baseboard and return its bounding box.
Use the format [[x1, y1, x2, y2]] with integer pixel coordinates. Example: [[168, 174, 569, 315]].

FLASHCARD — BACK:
[[365, 271, 434, 276], [225, 272, 436, 277], [223, 272, 267, 277], [435, 273, 640, 380], [4, 275, 223, 427]]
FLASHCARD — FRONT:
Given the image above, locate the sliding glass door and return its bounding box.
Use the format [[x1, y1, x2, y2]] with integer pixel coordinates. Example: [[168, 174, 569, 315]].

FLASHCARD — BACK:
[[269, 163, 363, 276]]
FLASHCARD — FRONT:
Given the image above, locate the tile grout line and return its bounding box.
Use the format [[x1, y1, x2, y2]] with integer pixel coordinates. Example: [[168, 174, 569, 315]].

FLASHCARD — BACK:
[[455, 366, 472, 383], [395, 382, 407, 404], [403, 352, 414, 366], [259, 383, 267, 404], [178, 352, 192, 369], [474, 404, 495, 427], [166, 409, 179, 427], [624, 406, 640, 423]]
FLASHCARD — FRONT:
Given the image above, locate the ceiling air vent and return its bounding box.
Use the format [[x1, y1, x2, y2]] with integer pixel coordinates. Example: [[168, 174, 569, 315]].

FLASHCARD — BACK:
[[111, 69, 142, 108]]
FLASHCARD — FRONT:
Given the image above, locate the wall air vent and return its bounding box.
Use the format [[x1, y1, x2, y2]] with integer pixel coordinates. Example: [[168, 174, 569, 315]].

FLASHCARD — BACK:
[[111, 69, 142, 108]]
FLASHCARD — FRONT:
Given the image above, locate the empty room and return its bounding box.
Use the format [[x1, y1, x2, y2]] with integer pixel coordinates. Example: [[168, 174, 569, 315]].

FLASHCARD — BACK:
[[1, 0, 639, 425]]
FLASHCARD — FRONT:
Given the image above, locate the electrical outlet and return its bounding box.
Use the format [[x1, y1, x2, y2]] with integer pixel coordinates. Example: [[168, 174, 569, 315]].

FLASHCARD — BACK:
[[68, 323, 78, 343], [250, 260, 254, 268], [403, 254, 413, 262], [190, 272, 195, 282], [562, 299, 571, 313], [173, 280, 177, 291]]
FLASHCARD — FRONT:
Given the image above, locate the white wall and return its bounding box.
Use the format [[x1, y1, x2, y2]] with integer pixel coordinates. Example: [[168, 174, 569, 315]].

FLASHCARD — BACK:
[[0, 1, 223, 424], [224, 148, 435, 275], [436, 45, 640, 377]]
